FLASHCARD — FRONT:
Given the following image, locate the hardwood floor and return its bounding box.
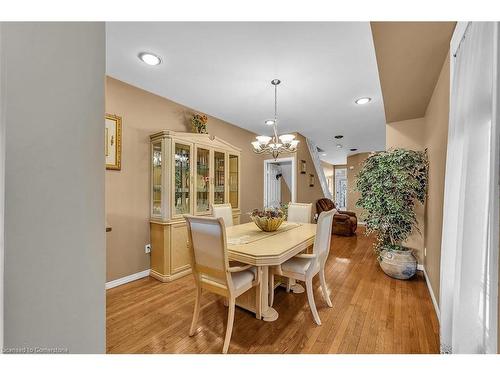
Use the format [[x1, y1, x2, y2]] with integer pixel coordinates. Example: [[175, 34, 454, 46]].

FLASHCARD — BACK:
[[106, 227, 440, 353]]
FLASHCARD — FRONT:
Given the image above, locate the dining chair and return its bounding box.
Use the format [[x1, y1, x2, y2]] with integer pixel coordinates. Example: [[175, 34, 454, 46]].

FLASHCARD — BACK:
[[282, 202, 313, 291], [269, 209, 335, 325], [287, 202, 313, 224], [212, 203, 233, 227], [184, 215, 262, 354]]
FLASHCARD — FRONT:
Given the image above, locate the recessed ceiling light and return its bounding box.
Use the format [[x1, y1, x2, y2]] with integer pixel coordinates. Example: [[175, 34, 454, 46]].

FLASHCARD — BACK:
[[350, 148, 358, 152], [334, 135, 343, 139], [336, 144, 343, 149], [355, 97, 371, 105], [138, 52, 162, 66], [321, 153, 327, 156], [264, 119, 275, 126]]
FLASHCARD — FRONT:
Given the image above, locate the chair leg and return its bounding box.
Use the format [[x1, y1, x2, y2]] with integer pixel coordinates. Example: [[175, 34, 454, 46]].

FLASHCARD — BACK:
[[319, 268, 333, 308], [268, 273, 275, 307], [286, 277, 292, 292], [305, 277, 321, 325], [189, 286, 202, 336], [222, 297, 236, 354]]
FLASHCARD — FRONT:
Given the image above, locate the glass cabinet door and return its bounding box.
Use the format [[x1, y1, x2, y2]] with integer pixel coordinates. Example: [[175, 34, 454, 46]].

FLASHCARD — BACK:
[[229, 154, 239, 209], [195, 147, 210, 213], [152, 141, 163, 216], [174, 143, 191, 215], [213, 151, 226, 205]]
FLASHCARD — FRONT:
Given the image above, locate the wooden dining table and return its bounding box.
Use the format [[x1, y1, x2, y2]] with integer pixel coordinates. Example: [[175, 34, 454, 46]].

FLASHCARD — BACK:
[[226, 221, 317, 322]]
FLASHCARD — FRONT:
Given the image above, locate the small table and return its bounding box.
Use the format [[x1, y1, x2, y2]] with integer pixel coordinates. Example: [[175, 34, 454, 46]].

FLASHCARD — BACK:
[[226, 221, 316, 321]]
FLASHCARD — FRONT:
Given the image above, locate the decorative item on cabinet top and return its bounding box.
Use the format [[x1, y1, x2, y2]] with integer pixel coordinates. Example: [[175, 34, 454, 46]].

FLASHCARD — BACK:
[[149, 130, 242, 282], [105, 114, 122, 170], [190, 113, 208, 134]]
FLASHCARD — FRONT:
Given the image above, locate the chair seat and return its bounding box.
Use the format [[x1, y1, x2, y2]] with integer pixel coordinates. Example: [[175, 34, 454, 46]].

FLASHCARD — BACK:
[[281, 257, 313, 274], [231, 267, 257, 289], [202, 266, 256, 290]]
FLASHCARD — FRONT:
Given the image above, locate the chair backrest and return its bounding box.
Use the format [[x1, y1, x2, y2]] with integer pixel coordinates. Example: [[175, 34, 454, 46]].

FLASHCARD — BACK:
[[212, 203, 233, 227], [313, 209, 335, 265], [287, 202, 313, 223], [316, 198, 335, 214], [184, 215, 230, 287]]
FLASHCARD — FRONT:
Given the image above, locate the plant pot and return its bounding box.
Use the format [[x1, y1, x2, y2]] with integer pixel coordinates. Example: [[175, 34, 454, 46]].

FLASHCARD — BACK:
[[378, 247, 417, 280]]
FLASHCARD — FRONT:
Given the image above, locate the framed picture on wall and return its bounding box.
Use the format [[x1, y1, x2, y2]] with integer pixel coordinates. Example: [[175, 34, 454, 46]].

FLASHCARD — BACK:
[[105, 114, 122, 170], [300, 160, 306, 174], [309, 174, 315, 187]]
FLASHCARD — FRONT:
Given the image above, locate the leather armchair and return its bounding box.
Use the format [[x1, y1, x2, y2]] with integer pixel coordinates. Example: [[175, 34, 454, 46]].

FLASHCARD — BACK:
[[316, 198, 357, 236]]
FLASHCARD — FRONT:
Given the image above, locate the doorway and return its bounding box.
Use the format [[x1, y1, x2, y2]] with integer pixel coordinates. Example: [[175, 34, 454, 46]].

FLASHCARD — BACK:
[[334, 167, 347, 210], [263, 157, 296, 208]]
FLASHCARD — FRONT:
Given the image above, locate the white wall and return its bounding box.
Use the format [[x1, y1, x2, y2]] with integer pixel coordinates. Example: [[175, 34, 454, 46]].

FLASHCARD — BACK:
[[2, 23, 106, 353], [0, 23, 5, 350], [280, 161, 292, 191]]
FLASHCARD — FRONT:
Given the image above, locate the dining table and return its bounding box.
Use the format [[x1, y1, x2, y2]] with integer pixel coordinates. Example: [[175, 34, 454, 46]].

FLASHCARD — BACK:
[[226, 221, 317, 322]]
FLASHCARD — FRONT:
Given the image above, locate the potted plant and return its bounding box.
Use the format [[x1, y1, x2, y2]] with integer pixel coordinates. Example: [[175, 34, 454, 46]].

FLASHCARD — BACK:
[[356, 148, 428, 279]]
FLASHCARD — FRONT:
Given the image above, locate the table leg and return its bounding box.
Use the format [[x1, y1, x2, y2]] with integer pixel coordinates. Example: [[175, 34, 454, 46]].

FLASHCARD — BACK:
[[259, 266, 279, 322]]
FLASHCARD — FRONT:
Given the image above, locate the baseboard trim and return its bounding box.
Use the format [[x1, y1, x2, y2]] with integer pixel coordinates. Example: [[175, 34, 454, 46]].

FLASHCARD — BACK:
[[150, 268, 192, 283], [417, 264, 424, 271], [106, 269, 151, 290], [422, 266, 440, 323]]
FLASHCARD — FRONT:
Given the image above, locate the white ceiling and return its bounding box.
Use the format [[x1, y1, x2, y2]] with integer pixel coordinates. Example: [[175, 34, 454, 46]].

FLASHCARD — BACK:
[[106, 22, 386, 164]]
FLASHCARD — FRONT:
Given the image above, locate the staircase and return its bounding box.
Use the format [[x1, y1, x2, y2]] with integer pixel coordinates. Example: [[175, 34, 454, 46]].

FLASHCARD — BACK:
[[306, 137, 332, 200]]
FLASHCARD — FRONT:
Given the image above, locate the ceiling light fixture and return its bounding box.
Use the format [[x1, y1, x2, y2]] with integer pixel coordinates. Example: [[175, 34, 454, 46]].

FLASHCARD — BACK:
[[336, 144, 343, 149], [350, 148, 358, 152], [138, 52, 162, 66], [252, 79, 299, 159], [321, 153, 327, 156], [355, 97, 371, 105], [334, 135, 344, 139]]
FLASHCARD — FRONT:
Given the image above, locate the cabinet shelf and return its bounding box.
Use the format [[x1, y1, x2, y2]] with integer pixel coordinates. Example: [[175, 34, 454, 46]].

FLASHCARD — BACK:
[[149, 131, 241, 283]]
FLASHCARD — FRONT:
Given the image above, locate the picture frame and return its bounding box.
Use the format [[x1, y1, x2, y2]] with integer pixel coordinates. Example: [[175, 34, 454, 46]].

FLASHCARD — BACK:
[[309, 174, 315, 187], [105, 114, 122, 170], [300, 159, 306, 174]]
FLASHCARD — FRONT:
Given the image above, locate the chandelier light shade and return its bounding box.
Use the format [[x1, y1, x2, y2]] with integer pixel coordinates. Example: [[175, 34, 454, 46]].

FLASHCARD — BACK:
[[252, 79, 299, 159]]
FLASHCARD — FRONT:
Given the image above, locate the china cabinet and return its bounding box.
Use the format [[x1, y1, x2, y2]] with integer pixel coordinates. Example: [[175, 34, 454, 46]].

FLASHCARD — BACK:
[[149, 130, 241, 282]]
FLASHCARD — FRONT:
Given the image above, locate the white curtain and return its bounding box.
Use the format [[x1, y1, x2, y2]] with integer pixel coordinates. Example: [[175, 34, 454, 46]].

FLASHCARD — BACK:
[[440, 22, 499, 354]]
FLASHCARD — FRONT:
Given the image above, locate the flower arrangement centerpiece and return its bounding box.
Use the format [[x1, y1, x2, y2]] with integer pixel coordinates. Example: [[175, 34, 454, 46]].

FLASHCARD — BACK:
[[191, 113, 208, 134], [250, 207, 285, 232]]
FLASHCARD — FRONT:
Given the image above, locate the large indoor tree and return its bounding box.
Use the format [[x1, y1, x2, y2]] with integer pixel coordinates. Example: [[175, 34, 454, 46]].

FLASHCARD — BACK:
[[356, 148, 429, 255]]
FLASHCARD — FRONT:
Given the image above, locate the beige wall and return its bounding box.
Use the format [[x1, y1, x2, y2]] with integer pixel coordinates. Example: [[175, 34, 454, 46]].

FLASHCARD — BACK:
[[346, 153, 370, 218], [105, 77, 264, 281], [280, 177, 291, 204], [386, 117, 426, 264], [385, 54, 450, 303], [422, 53, 450, 305]]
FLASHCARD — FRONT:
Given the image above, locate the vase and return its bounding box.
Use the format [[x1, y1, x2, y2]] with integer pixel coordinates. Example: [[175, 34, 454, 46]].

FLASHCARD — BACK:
[[250, 215, 284, 232], [379, 247, 417, 280]]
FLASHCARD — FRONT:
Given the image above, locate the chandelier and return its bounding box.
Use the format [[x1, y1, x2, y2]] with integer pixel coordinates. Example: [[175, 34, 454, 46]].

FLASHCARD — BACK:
[[251, 79, 299, 159]]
